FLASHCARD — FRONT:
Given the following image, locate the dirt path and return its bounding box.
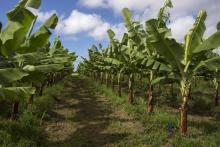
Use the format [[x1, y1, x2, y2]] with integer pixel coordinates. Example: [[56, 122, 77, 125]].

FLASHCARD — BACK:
[[44, 75, 144, 147]]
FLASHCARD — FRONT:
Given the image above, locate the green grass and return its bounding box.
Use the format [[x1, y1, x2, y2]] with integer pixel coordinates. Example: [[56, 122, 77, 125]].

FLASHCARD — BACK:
[[83, 76, 220, 147], [0, 79, 67, 146]]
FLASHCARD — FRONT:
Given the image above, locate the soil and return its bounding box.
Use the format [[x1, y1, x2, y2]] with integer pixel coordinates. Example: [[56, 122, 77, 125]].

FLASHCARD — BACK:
[[44, 75, 144, 147]]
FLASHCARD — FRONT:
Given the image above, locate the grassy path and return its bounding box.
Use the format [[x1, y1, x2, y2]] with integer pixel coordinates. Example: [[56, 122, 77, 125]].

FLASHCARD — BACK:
[[44, 75, 143, 147]]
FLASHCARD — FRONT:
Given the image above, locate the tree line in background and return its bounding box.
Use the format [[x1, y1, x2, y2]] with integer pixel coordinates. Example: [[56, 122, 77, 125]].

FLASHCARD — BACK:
[[0, 0, 77, 120], [78, 0, 220, 135]]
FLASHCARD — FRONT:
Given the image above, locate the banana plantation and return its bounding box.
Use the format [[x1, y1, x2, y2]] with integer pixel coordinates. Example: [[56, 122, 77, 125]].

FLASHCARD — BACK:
[[1, 0, 220, 146]]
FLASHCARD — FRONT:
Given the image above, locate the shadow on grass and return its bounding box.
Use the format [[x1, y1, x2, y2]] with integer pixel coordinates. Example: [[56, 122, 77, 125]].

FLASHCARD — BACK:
[[0, 120, 48, 146], [190, 120, 220, 135], [47, 75, 129, 147]]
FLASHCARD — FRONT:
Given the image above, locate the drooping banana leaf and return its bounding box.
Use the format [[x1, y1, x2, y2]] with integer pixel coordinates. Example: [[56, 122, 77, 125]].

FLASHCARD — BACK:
[[23, 64, 64, 73], [0, 68, 28, 84], [21, 71, 47, 84], [0, 8, 35, 57], [146, 19, 184, 75], [0, 87, 35, 102], [151, 76, 166, 85], [193, 30, 220, 54], [18, 26, 51, 53], [13, 52, 44, 65], [193, 56, 220, 72], [18, 14, 58, 54]]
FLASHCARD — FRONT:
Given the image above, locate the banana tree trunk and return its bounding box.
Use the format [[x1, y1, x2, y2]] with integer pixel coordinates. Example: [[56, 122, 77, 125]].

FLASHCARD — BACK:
[[118, 72, 122, 97], [39, 81, 46, 96], [106, 72, 109, 87], [179, 96, 188, 135], [170, 83, 174, 97], [111, 74, 114, 91], [28, 95, 34, 108], [128, 73, 134, 104], [100, 72, 104, 84], [147, 71, 154, 113], [194, 77, 197, 88], [179, 80, 190, 135], [11, 102, 19, 120], [214, 82, 219, 106]]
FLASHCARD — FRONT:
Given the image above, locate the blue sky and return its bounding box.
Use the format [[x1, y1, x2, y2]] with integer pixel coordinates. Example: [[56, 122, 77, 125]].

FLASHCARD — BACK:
[[1, 0, 220, 67]]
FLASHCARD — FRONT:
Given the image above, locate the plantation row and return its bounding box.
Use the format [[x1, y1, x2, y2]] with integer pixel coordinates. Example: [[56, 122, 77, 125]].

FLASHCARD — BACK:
[[0, 0, 76, 120], [78, 0, 220, 135]]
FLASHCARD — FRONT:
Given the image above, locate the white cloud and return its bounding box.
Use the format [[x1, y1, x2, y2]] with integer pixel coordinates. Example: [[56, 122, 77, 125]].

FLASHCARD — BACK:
[[79, 0, 106, 8], [30, 0, 220, 42], [88, 22, 110, 40], [56, 10, 110, 40], [56, 10, 105, 35], [168, 16, 195, 42], [78, 0, 220, 42], [111, 23, 126, 40], [78, 0, 164, 13], [28, 8, 58, 23], [55, 10, 125, 41]]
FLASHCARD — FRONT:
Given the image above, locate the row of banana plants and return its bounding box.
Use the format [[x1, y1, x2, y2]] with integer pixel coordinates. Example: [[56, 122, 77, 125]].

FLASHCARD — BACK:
[[78, 0, 220, 135], [0, 0, 77, 120]]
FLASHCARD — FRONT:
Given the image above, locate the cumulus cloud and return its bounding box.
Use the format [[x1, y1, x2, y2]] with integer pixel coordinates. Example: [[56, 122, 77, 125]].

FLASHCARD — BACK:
[[78, 0, 220, 42], [56, 10, 104, 35], [31, 0, 220, 42], [55, 10, 124, 41], [55, 10, 109, 40]]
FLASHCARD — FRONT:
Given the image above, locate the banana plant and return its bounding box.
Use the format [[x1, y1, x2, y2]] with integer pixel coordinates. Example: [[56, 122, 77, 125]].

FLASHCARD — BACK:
[[122, 0, 172, 111], [0, 0, 42, 119], [146, 10, 220, 135], [0, 0, 76, 119]]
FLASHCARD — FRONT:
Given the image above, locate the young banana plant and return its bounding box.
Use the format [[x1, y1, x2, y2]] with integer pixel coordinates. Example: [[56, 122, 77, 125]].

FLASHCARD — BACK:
[[146, 10, 220, 135]]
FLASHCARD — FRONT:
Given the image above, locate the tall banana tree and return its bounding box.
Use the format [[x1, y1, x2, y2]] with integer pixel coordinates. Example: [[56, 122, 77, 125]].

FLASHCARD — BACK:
[[122, 0, 172, 111], [0, 0, 76, 119], [0, 0, 42, 119], [146, 10, 220, 135]]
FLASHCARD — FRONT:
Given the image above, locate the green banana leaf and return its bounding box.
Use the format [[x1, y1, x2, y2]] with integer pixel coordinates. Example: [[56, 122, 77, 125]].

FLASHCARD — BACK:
[[151, 76, 166, 85], [122, 8, 141, 44], [193, 30, 220, 54], [43, 14, 58, 29], [217, 22, 220, 30], [0, 68, 29, 84], [184, 10, 206, 62], [13, 52, 44, 65], [25, 0, 41, 9], [146, 19, 184, 75], [193, 56, 220, 72], [23, 64, 64, 73], [0, 87, 35, 102], [21, 71, 47, 84], [50, 36, 62, 56], [18, 14, 58, 54], [18, 26, 51, 53], [0, 8, 35, 57]]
